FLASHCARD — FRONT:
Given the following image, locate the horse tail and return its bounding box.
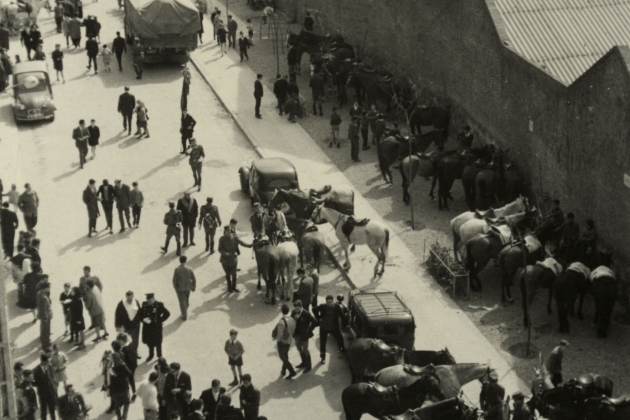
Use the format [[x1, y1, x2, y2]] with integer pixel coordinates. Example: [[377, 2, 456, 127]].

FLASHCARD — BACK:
[[383, 228, 390, 261], [465, 237, 476, 273], [377, 144, 388, 178], [312, 244, 321, 269]]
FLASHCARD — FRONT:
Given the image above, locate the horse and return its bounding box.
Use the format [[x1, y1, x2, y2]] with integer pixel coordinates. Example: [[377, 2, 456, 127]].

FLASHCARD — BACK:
[[384, 398, 479, 420], [582, 394, 630, 420], [347, 338, 456, 383], [515, 258, 563, 328], [309, 184, 355, 216], [342, 372, 445, 420], [276, 232, 299, 301], [378, 131, 447, 184], [376, 363, 494, 400], [502, 161, 524, 202], [451, 195, 530, 261], [553, 262, 591, 333], [399, 153, 441, 205], [460, 146, 497, 210], [293, 220, 326, 270], [590, 264, 617, 338], [251, 235, 281, 304], [311, 205, 389, 276], [407, 104, 451, 137], [268, 189, 316, 220], [347, 67, 399, 113]]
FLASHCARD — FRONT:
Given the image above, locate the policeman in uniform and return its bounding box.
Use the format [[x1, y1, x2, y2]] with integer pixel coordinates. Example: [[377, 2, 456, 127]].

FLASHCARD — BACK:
[[199, 197, 222, 253], [187, 138, 205, 191], [17, 369, 38, 420], [139, 293, 171, 362], [480, 371, 505, 420], [249, 203, 268, 238], [511, 392, 532, 420], [218, 226, 252, 293], [161, 202, 183, 256]]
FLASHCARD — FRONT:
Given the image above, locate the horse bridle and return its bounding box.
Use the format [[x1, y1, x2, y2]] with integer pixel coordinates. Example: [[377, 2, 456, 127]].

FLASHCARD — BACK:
[[311, 205, 346, 229], [479, 366, 492, 383]]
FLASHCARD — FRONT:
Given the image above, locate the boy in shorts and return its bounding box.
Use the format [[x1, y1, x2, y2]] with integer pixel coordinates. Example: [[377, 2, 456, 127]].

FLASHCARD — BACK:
[[224, 329, 244, 386]]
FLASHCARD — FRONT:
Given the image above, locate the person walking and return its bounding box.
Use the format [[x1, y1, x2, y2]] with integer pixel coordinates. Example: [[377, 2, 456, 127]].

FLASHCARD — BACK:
[[132, 39, 145, 79], [291, 300, 317, 373], [1, 201, 18, 258], [180, 109, 196, 154], [68, 15, 81, 49], [238, 31, 249, 62], [136, 372, 160, 420], [187, 138, 205, 191], [98, 179, 115, 234], [227, 15, 237, 48], [82, 179, 99, 237], [37, 281, 53, 350], [511, 392, 532, 420], [118, 86, 135, 135], [218, 226, 251, 292], [294, 268, 314, 312], [109, 360, 131, 420], [83, 279, 109, 342], [68, 287, 85, 349], [273, 304, 297, 379], [329, 107, 342, 147], [181, 65, 191, 111], [164, 363, 192, 418], [114, 180, 132, 232], [239, 375, 259, 420], [372, 113, 386, 144], [4, 183, 20, 212], [309, 72, 324, 116], [546, 340, 568, 387], [72, 120, 90, 169], [199, 197, 221, 253], [130, 182, 144, 227], [172, 255, 196, 320], [100, 44, 112, 71], [273, 74, 288, 115], [51, 44, 65, 82], [246, 19, 254, 45], [139, 293, 171, 361], [254, 74, 263, 118], [134, 100, 150, 138], [33, 354, 58, 420], [85, 35, 98, 73], [20, 26, 33, 60], [162, 202, 183, 256], [112, 31, 126, 71], [117, 332, 138, 400], [62, 17, 71, 48], [366, 104, 378, 144], [217, 22, 227, 56], [87, 119, 100, 159], [59, 283, 72, 337], [199, 379, 225, 420], [114, 291, 142, 354], [177, 192, 198, 247], [54, 2, 64, 32], [360, 110, 370, 150], [224, 330, 244, 386], [348, 116, 360, 162], [17, 369, 38, 420], [211, 9, 221, 41], [313, 295, 346, 365]]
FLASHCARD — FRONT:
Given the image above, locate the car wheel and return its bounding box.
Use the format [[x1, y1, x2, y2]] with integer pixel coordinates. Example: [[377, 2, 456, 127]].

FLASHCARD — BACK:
[[49, 114, 55, 122]]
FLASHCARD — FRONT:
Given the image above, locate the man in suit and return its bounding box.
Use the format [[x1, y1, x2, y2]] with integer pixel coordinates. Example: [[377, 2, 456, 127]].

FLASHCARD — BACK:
[[118, 86, 136, 135], [187, 138, 205, 191], [114, 291, 142, 354], [1, 201, 18, 258], [180, 109, 197, 154], [72, 120, 89, 169], [254, 74, 263, 118], [33, 353, 58, 420], [139, 293, 171, 361], [239, 375, 260, 420], [17, 183, 39, 232], [199, 197, 221, 253], [112, 31, 126, 71], [348, 116, 360, 162], [82, 179, 99, 237], [238, 31, 249, 62], [215, 394, 243, 420], [37, 281, 53, 350], [97, 179, 115, 234], [309, 71, 325, 116], [172, 255, 196, 320], [294, 268, 314, 311], [130, 182, 144, 228], [291, 300, 318, 373], [199, 379, 225, 420], [227, 15, 237, 48], [273, 74, 288, 116], [17, 369, 38, 420], [313, 294, 347, 365], [177, 192, 198, 247], [85, 35, 99, 73], [164, 362, 192, 418], [114, 180, 132, 233]]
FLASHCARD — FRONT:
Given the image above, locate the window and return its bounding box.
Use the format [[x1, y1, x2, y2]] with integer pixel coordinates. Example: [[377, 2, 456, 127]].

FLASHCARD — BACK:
[[378, 324, 403, 337], [16, 73, 47, 93], [264, 178, 293, 190]]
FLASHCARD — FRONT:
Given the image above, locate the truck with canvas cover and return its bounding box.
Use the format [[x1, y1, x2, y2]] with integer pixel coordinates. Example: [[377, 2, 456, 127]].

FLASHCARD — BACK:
[[124, 0, 201, 64]]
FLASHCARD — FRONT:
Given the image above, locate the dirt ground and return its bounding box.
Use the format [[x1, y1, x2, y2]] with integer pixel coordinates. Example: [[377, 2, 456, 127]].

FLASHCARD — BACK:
[[211, 0, 630, 396]]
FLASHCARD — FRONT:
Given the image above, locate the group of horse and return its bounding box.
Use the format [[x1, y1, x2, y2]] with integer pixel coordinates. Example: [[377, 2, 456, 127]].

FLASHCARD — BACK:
[[449, 195, 618, 338]]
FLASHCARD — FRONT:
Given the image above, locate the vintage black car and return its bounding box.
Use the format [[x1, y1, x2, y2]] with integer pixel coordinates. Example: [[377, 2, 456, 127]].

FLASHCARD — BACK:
[[239, 158, 300, 206], [344, 288, 416, 351], [12, 61, 55, 123]]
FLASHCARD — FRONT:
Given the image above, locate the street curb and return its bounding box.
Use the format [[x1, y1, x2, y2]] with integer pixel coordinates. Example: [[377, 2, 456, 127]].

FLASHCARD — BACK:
[[190, 55, 358, 290]]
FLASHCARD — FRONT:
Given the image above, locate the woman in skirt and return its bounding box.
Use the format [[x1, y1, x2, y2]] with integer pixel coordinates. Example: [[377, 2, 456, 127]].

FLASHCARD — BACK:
[[69, 287, 86, 349]]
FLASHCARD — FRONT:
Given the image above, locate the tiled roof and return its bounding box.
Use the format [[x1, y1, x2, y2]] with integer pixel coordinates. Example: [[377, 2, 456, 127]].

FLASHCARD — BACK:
[[492, 0, 630, 85]]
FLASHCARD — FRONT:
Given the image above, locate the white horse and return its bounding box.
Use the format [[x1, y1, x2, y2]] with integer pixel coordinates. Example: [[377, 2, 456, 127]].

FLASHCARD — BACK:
[[311, 204, 389, 276], [277, 234, 299, 300], [450, 195, 530, 261]]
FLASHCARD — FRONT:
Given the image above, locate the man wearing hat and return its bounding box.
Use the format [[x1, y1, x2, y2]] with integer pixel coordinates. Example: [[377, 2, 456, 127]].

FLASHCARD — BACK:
[[186, 138, 205, 191], [177, 192, 198, 248], [479, 370, 505, 418], [546, 340, 568, 387], [162, 202, 183, 256], [82, 179, 99, 238], [117, 86, 135, 135], [218, 226, 252, 293], [139, 293, 171, 361], [511, 392, 532, 420], [249, 203, 268, 238], [199, 197, 222, 253]]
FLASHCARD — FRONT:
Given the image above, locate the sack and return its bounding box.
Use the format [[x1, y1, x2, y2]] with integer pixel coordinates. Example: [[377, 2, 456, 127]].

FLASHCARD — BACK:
[[272, 319, 290, 341]]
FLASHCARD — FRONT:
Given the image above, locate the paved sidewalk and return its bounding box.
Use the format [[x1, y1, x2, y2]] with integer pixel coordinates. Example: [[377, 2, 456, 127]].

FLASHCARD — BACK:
[[190, 4, 529, 398]]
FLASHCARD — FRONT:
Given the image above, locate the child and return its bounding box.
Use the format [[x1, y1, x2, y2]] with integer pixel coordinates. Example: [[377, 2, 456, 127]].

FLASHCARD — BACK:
[[224, 329, 244, 386], [330, 107, 342, 147], [100, 44, 112, 72], [50, 344, 68, 390], [51, 44, 65, 83], [246, 19, 254, 46], [60, 282, 72, 336]]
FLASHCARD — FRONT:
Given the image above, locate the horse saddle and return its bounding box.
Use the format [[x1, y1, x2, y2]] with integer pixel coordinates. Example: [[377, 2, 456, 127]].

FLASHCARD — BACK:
[[524, 235, 542, 254], [474, 208, 496, 219], [368, 382, 398, 399], [607, 395, 630, 406], [486, 224, 513, 246], [305, 224, 319, 233], [254, 238, 271, 248], [371, 339, 397, 355], [402, 363, 436, 376], [536, 258, 562, 277], [341, 217, 370, 243]]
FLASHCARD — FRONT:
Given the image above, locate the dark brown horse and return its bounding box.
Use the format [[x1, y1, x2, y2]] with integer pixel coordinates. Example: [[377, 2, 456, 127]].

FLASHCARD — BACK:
[[408, 104, 450, 137], [293, 220, 326, 270], [252, 236, 281, 304], [516, 258, 563, 327], [384, 398, 479, 420], [377, 131, 445, 184], [347, 67, 403, 113]]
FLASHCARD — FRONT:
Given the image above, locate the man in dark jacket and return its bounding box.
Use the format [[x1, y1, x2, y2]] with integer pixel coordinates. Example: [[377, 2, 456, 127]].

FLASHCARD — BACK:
[[199, 197, 221, 253], [294, 268, 314, 311], [239, 374, 260, 420], [177, 192, 198, 247], [180, 109, 196, 154], [33, 354, 57, 420], [73, 120, 90, 169], [273, 74, 288, 116], [1, 202, 18, 258], [348, 117, 360, 162], [114, 180, 132, 232], [309, 72, 325, 116], [114, 291, 142, 353], [238, 31, 249, 62], [254, 74, 263, 118], [303, 12, 314, 31], [313, 295, 346, 365], [140, 293, 170, 361], [98, 179, 115, 234], [17, 369, 38, 420], [82, 179, 99, 237], [227, 15, 237, 48], [199, 379, 225, 420], [215, 394, 244, 420], [291, 300, 318, 372], [112, 31, 126, 71], [164, 362, 192, 417], [117, 86, 136, 135], [85, 36, 99, 74]]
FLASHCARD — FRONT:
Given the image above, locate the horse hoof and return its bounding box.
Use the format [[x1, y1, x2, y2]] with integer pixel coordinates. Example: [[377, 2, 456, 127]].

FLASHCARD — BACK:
[[257, 284, 262, 290], [271, 298, 276, 305]]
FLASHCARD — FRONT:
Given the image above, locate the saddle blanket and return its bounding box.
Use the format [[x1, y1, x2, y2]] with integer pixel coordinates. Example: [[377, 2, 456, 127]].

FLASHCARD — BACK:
[[567, 262, 591, 280], [524, 235, 542, 254], [487, 224, 512, 246], [590, 266, 615, 282], [536, 258, 562, 276]]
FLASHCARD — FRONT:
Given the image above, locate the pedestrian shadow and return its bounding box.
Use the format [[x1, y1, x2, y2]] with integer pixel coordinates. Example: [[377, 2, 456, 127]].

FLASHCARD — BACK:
[[203, 159, 230, 168], [100, 132, 127, 147], [257, 369, 324, 404], [139, 155, 185, 181], [52, 167, 82, 183], [140, 252, 179, 275], [57, 230, 133, 256], [118, 135, 142, 149]]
